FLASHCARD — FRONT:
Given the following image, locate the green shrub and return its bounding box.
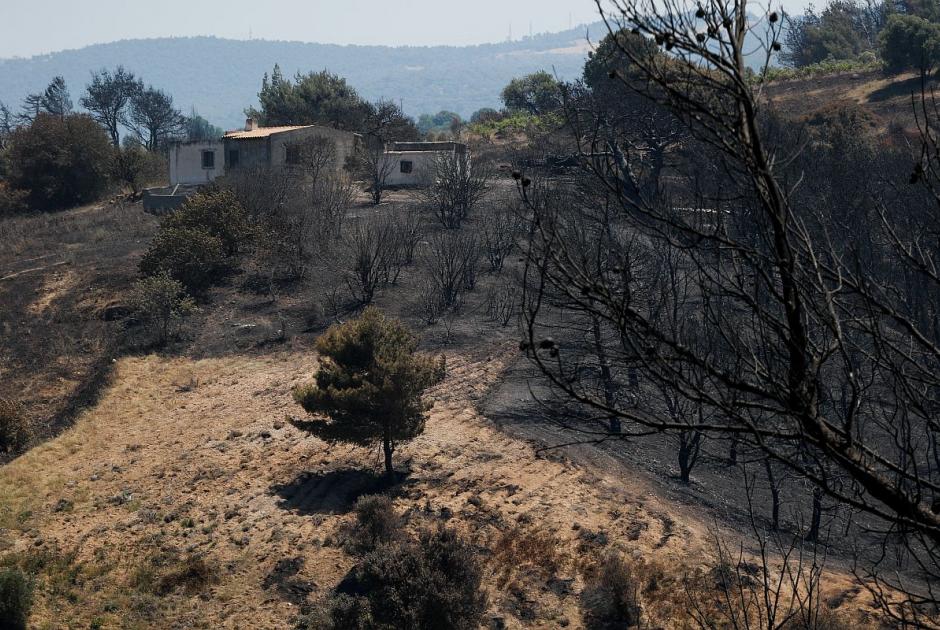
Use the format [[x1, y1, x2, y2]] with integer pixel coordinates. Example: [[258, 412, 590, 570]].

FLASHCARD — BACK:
[[139, 226, 226, 295], [127, 272, 197, 345], [333, 527, 487, 630], [0, 567, 32, 630], [756, 57, 883, 83], [161, 189, 252, 256], [0, 399, 30, 455], [5, 113, 113, 211], [111, 145, 166, 196], [351, 495, 401, 552]]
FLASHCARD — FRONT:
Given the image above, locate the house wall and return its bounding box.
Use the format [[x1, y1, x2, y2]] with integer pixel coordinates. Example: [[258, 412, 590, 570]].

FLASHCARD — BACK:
[[382, 151, 445, 187], [223, 126, 359, 174], [269, 126, 359, 171], [224, 137, 270, 170], [169, 141, 224, 186]]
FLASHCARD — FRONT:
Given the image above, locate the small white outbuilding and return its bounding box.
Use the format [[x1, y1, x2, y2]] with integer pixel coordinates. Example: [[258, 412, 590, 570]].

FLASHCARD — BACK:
[[381, 141, 468, 187], [168, 140, 224, 186]]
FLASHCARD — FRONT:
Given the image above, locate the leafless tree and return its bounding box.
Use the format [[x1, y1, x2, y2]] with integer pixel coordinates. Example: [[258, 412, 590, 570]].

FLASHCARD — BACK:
[[481, 201, 525, 273], [422, 230, 480, 310], [417, 151, 490, 228], [685, 483, 836, 629], [342, 215, 391, 304], [355, 139, 396, 205], [485, 281, 519, 327]]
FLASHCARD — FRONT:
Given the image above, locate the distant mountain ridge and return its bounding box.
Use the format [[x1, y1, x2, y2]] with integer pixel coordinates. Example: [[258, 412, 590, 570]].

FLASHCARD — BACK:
[[0, 25, 606, 129]]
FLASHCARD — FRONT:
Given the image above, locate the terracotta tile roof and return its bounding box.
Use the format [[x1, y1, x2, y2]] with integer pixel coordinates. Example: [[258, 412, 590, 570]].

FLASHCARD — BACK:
[[223, 125, 312, 139]]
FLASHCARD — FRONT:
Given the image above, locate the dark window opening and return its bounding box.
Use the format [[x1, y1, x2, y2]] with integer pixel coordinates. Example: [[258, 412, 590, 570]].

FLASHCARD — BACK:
[[286, 145, 300, 165], [229, 150, 240, 168], [201, 150, 215, 169], [400, 160, 413, 174]]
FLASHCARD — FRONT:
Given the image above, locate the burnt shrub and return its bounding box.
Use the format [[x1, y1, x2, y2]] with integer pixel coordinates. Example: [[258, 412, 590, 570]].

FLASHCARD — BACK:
[[581, 553, 642, 629], [0, 399, 30, 455], [154, 556, 217, 596], [0, 567, 32, 630], [0, 183, 28, 217], [333, 527, 487, 630], [351, 495, 402, 553]]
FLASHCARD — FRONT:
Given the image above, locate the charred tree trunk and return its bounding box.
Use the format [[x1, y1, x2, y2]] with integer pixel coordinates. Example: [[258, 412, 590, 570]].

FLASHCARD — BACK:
[[383, 424, 394, 479], [764, 458, 781, 531], [808, 486, 823, 542], [591, 312, 619, 434]]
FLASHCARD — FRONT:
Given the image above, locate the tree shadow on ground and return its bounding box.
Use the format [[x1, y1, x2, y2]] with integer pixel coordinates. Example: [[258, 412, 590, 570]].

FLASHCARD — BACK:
[[868, 74, 922, 102], [271, 468, 408, 515]]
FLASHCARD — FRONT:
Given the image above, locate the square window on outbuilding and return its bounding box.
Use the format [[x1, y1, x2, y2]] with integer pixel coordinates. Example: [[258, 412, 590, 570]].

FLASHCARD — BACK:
[[400, 160, 413, 174], [201, 150, 215, 169]]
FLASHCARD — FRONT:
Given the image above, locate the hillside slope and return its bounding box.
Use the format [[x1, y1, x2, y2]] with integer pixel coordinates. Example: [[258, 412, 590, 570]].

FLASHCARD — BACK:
[[0, 27, 599, 127], [0, 342, 872, 629]]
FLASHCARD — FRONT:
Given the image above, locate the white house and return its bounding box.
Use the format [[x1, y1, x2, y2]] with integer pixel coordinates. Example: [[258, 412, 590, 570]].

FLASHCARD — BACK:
[[167, 118, 360, 187], [381, 141, 469, 187]]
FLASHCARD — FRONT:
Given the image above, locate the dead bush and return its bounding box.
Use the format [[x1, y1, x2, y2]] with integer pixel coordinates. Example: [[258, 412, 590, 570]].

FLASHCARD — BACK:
[[481, 203, 524, 273], [416, 151, 490, 228], [154, 555, 218, 596], [422, 231, 480, 309], [332, 527, 487, 630], [0, 567, 32, 630], [580, 552, 643, 629], [0, 398, 30, 454], [484, 281, 518, 326], [342, 216, 392, 304], [351, 495, 402, 553], [491, 525, 563, 586]]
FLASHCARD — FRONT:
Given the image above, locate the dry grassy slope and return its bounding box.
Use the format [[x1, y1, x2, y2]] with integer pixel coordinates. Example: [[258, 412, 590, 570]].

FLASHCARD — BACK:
[[0, 200, 157, 440], [0, 338, 870, 629], [763, 69, 922, 135]]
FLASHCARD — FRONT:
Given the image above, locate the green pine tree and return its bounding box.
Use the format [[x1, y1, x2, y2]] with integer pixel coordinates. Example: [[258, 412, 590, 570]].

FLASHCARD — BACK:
[[292, 308, 445, 478]]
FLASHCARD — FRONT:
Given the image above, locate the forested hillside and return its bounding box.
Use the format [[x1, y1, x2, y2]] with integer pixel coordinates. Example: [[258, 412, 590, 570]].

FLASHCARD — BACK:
[[0, 27, 598, 128]]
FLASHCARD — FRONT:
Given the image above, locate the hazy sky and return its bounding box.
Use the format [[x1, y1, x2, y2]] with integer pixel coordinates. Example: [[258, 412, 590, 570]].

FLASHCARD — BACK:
[[0, 0, 808, 59]]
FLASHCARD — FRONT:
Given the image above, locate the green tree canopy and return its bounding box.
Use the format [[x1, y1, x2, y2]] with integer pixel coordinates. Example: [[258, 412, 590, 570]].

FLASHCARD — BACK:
[[583, 29, 660, 92], [783, 0, 887, 67], [417, 110, 462, 135], [500, 71, 562, 115], [5, 113, 112, 211], [80, 67, 142, 146], [248, 66, 419, 141], [879, 13, 940, 71], [293, 308, 445, 477]]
